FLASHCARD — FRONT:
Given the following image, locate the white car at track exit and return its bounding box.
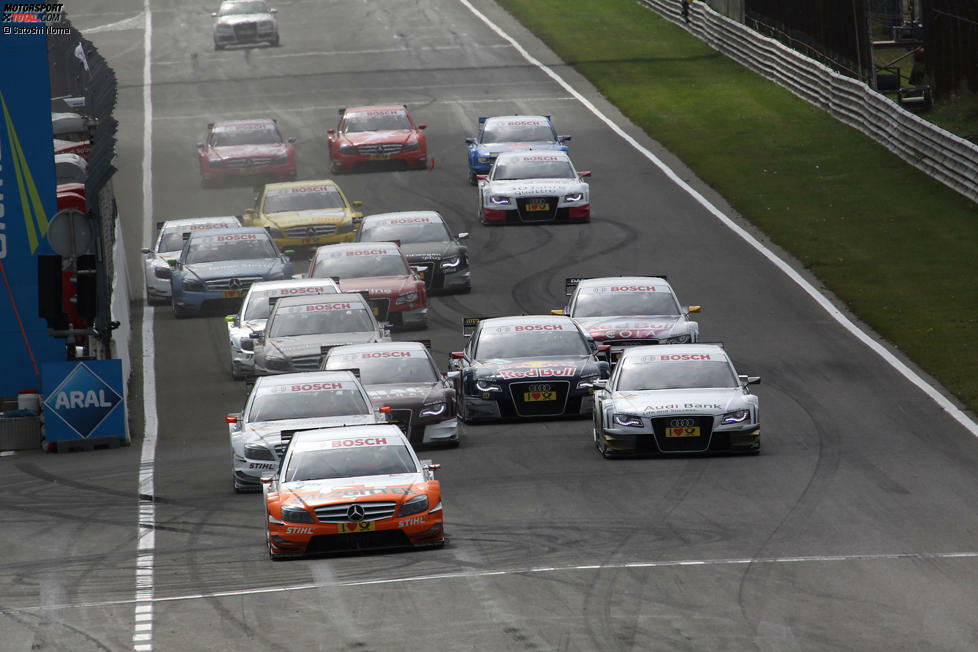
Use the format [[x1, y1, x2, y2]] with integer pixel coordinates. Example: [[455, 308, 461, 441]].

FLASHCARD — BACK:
[[477, 150, 590, 225], [226, 278, 340, 380], [141, 216, 240, 305], [226, 370, 389, 492], [592, 344, 760, 458]]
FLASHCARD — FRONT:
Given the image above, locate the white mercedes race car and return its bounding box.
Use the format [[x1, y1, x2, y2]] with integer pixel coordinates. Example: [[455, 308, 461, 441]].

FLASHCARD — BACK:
[[477, 151, 590, 225], [141, 216, 240, 305], [226, 278, 340, 380], [226, 371, 389, 492], [592, 344, 760, 457]]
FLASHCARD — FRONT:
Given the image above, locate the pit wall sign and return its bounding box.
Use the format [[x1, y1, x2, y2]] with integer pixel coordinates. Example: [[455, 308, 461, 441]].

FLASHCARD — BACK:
[[42, 359, 128, 445], [0, 17, 62, 396]]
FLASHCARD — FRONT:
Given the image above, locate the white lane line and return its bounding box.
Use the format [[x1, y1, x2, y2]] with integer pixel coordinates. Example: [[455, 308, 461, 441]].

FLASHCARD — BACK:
[[153, 42, 510, 64], [134, 0, 156, 651], [3, 549, 976, 615], [79, 13, 145, 34], [455, 0, 978, 438]]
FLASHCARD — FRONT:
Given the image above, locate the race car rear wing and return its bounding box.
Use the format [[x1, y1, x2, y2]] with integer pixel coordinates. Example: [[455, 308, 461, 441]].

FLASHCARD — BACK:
[[564, 275, 668, 296], [462, 316, 485, 337]]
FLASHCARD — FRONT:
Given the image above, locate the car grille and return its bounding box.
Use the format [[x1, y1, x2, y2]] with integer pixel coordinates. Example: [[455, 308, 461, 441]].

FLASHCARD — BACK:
[[290, 354, 322, 372], [650, 416, 714, 453], [314, 501, 398, 523], [284, 224, 337, 238], [387, 409, 412, 436], [225, 157, 272, 169], [233, 23, 258, 39], [509, 380, 570, 417], [368, 298, 390, 322], [411, 262, 434, 288], [205, 276, 263, 290], [307, 530, 412, 553], [356, 143, 403, 155], [516, 196, 559, 223]]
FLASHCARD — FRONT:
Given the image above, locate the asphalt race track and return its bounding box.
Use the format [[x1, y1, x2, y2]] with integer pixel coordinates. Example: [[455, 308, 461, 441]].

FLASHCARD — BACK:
[[3, 0, 978, 650]]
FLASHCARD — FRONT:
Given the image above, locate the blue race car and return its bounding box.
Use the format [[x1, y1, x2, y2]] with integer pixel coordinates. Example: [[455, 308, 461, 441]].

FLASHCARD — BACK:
[[464, 115, 570, 185], [160, 226, 293, 318]]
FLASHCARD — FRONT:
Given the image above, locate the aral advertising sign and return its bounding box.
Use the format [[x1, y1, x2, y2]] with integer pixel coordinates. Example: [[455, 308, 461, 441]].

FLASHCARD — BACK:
[[0, 13, 63, 396], [42, 360, 128, 444]]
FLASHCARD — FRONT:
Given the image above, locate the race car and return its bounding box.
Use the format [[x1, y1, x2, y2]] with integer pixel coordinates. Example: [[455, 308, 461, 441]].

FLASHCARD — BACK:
[[251, 293, 391, 376], [160, 227, 293, 318], [592, 344, 760, 457], [226, 278, 340, 379], [449, 315, 610, 422], [212, 0, 279, 49], [355, 211, 471, 293], [477, 151, 590, 225], [307, 242, 428, 329], [327, 105, 427, 173], [323, 341, 460, 448], [554, 276, 701, 365], [465, 115, 570, 185], [263, 424, 444, 558], [197, 119, 296, 187], [241, 180, 363, 251], [227, 371, 388, 492]]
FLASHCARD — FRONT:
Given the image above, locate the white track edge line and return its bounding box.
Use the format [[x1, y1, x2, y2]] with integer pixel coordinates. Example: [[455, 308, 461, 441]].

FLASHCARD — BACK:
[[456, 0, 978, 437]]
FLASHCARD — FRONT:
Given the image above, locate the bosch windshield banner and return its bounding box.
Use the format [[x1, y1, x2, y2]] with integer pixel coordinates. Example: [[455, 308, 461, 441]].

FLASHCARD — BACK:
[[42, 360, 127, 444], [0, 19, 62, 395]]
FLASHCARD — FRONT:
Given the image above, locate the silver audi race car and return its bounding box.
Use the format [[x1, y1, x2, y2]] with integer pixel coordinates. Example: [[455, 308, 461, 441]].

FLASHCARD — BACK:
[[251, 293, 391, 376], [141, 216, 240, 305], [226, 278, 340, 380], [592, 344, 760, 458], [477, 151, 590, 225], [212, 0, 279, 49], [322, 341, 460, 448], [555, 276, 701, 365], [227, 371, 388, 492]]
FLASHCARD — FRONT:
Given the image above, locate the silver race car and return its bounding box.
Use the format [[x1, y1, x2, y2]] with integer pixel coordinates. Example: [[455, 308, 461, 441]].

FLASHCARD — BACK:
[[477, 150, 590, 225], [226, 278, 340, 379], [212, 0, 279, 49], [141, 216, 240, 305], [592, 344, 760, 457]]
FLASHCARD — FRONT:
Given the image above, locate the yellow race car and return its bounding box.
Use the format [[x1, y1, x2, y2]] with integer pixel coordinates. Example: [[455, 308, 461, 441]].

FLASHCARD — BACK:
[[241, 180, 363, 249]]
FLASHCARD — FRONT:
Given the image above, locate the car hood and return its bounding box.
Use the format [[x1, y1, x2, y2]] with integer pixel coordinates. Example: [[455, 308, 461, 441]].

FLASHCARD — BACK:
[[478, 141, 562, 155], [488, 178, 584, 197], [265, 332, 381, 357], [471, 355, 591, 380], [611, 388, 746, 417], [242, 415, 377, 442], [263, 209, 350, 228], [338, 277, 414, 296], [574, 316, 685, 341], [184, 259, 281, 280], [398, 242, 458, 262], [209, 144, 288, 160], [340, 130, 416, 146], [217, 14, 274, 26], [365, 382, 443, 408], [278, 475, 428, 509]]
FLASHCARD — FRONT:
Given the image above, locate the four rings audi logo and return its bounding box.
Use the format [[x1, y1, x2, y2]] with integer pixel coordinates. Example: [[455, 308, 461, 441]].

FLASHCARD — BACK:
[[669, 418, 695, 428], [527, 384, 552, 393], [346, 504, 365, 521]]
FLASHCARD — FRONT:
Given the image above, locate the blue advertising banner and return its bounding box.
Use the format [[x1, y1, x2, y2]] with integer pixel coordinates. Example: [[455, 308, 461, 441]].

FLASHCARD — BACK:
[[0, 8, 63, 396], [42, 359, 127, 444]]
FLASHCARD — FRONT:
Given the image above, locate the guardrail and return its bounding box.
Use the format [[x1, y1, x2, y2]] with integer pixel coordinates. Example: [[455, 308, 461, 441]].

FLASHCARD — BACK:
[[640, 0, 978, 204]]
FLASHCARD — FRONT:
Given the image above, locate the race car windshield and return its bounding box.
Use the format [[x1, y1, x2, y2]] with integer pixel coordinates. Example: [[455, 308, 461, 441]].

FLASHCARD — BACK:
[[311, 253, 408, 279], [342, 112, 413, 132], [267, 308, 375, 337], [617, 360, 738, 391], [263, 189, 346, 213], [325, 356, 438, 384], [243, 290, 335, 320], [284, 444, 417, 481], [248, 388, 369, 422], [573, 290, 681, 317], [475, 328, 589, 359], [219, 1, 268, 15], [211, 128, 281, 147], [492, 160, 575, 180], [482, 123, 555, 143], [359, 222, 451, 244], [185, 236, 277, 264]]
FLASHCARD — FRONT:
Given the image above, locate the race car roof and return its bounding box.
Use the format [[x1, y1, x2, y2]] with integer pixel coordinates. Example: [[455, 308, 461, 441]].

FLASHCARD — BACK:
[[159, 216, 240, 230], [187, 226, 270, 241], [211, 119, 277, 131], [494, 150, 572, 164], [314, 242, 402, 257], [290, 424, 408, 450], [254, 370, 363, 390], [271, 293, 370, 310], [576, 276, 674, 292], [483, 115, 552, 126], [618, 343, 729, 364], [360, 211, 444, 227], [327, 341, 430, 356], [263, 179, 340, 193], [344, 105, 409, 115], [247, 278, 340, 294], [478, 314, 577, 329]]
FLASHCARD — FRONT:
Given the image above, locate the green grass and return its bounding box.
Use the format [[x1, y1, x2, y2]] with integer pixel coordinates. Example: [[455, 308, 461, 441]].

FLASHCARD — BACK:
[[497, 0, 978, 411]]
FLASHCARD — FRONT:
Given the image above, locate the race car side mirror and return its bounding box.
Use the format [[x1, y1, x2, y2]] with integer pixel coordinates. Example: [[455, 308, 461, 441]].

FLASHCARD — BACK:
[[476, 174, 487, 181], [225, 314, 235, 323], [353, 201, 363, 207], [269, 8, 277, 13], [593, 379, 608, 390], [457, 232, 469, 240], [287, 136, 296, 143], [550, 309, 564, 315], [225, 413, 239, 424], [380, 406, 391, 413], [746, 376, 761, 385], [423, 462, 440, 472], [450, 351, 464, 359], [260, 476, 274, 485], [464, 137, 476, 144], [196, 142, 205, 149], [418, 124, 427, 130], [211, 12, 217, 17], [141, 248, 152, 255], [579, 170, 591, 178], [559, 135, 571, 142], [327, 128, 335, 135], [687, 305, 701, 313], [597, 344, 611, 353], [445, 370, 460, 382]]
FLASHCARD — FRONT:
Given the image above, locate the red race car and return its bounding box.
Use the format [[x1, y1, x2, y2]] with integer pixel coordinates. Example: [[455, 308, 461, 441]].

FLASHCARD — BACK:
[[327, 105, 427, 173], [198, 119, 297, 187]]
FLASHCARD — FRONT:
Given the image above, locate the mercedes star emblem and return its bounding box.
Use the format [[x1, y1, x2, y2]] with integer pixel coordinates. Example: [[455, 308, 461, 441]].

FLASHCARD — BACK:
[[229, 278, 242, 289], [347, 504, 365, 521]]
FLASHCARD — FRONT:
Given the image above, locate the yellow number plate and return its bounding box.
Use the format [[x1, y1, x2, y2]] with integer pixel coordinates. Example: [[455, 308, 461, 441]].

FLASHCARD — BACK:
[[369, 154, 391, 161], [665, 426, 700, 438], [526, 203, 550, 212], [523, 391, 556, 402], [372, 306, 380, 316], [417, 270, 426, 280], [337, 522, 376, 533], [221, 289, 245, 298]]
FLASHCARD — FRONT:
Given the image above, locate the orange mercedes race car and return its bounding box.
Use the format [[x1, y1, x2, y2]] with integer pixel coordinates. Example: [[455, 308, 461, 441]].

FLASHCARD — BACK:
[[263, 424, 444, 558]]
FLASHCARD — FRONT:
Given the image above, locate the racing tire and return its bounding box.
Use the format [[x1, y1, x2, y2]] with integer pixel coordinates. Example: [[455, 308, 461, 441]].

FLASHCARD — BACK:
[[271, 34, 280, 46], [458, 395, 471, 425], [594, 427, 613, 459], [468, 171, 477, 186], [171, 297, 190, 319], [230, 359, 243, 381], [145, 288, 166, 307], [215, 43, 225, 51], [329, 160, 340, 174], [266, 525, 286, 561]]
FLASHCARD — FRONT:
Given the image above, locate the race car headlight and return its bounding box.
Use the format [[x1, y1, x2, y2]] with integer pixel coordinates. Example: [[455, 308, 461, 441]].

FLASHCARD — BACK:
[[272, 153, 289, 164], [403, 140, 419, 152], [336, 220, 356, 234], [721, 409, 751, 425], [266, 227, 285, 239], [339, 145, 357, 155], [577, 375, 599, 390], [662, 334, 691, 344], [258, 20, 275, 30], [614, 414, 644, 428], [395, 291, 419, 305], [420, 402, 447, 417], [244, 443, 275, 460], [399, 494, 429, 517], [564, 193, 584, 202], [281, 505, 315, 524], [440, 256, 461, 270], [214, 24, 233, 33], [490, 195, 511, 206], [477, 156, 493, 164], [264, 356, 290, 371], [475, 379, 501, 393], [182, 277, 205, 291]]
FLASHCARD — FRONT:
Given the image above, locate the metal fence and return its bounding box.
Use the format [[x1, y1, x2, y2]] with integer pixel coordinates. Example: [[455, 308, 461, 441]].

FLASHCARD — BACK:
[[640, 0, 978, 204]]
